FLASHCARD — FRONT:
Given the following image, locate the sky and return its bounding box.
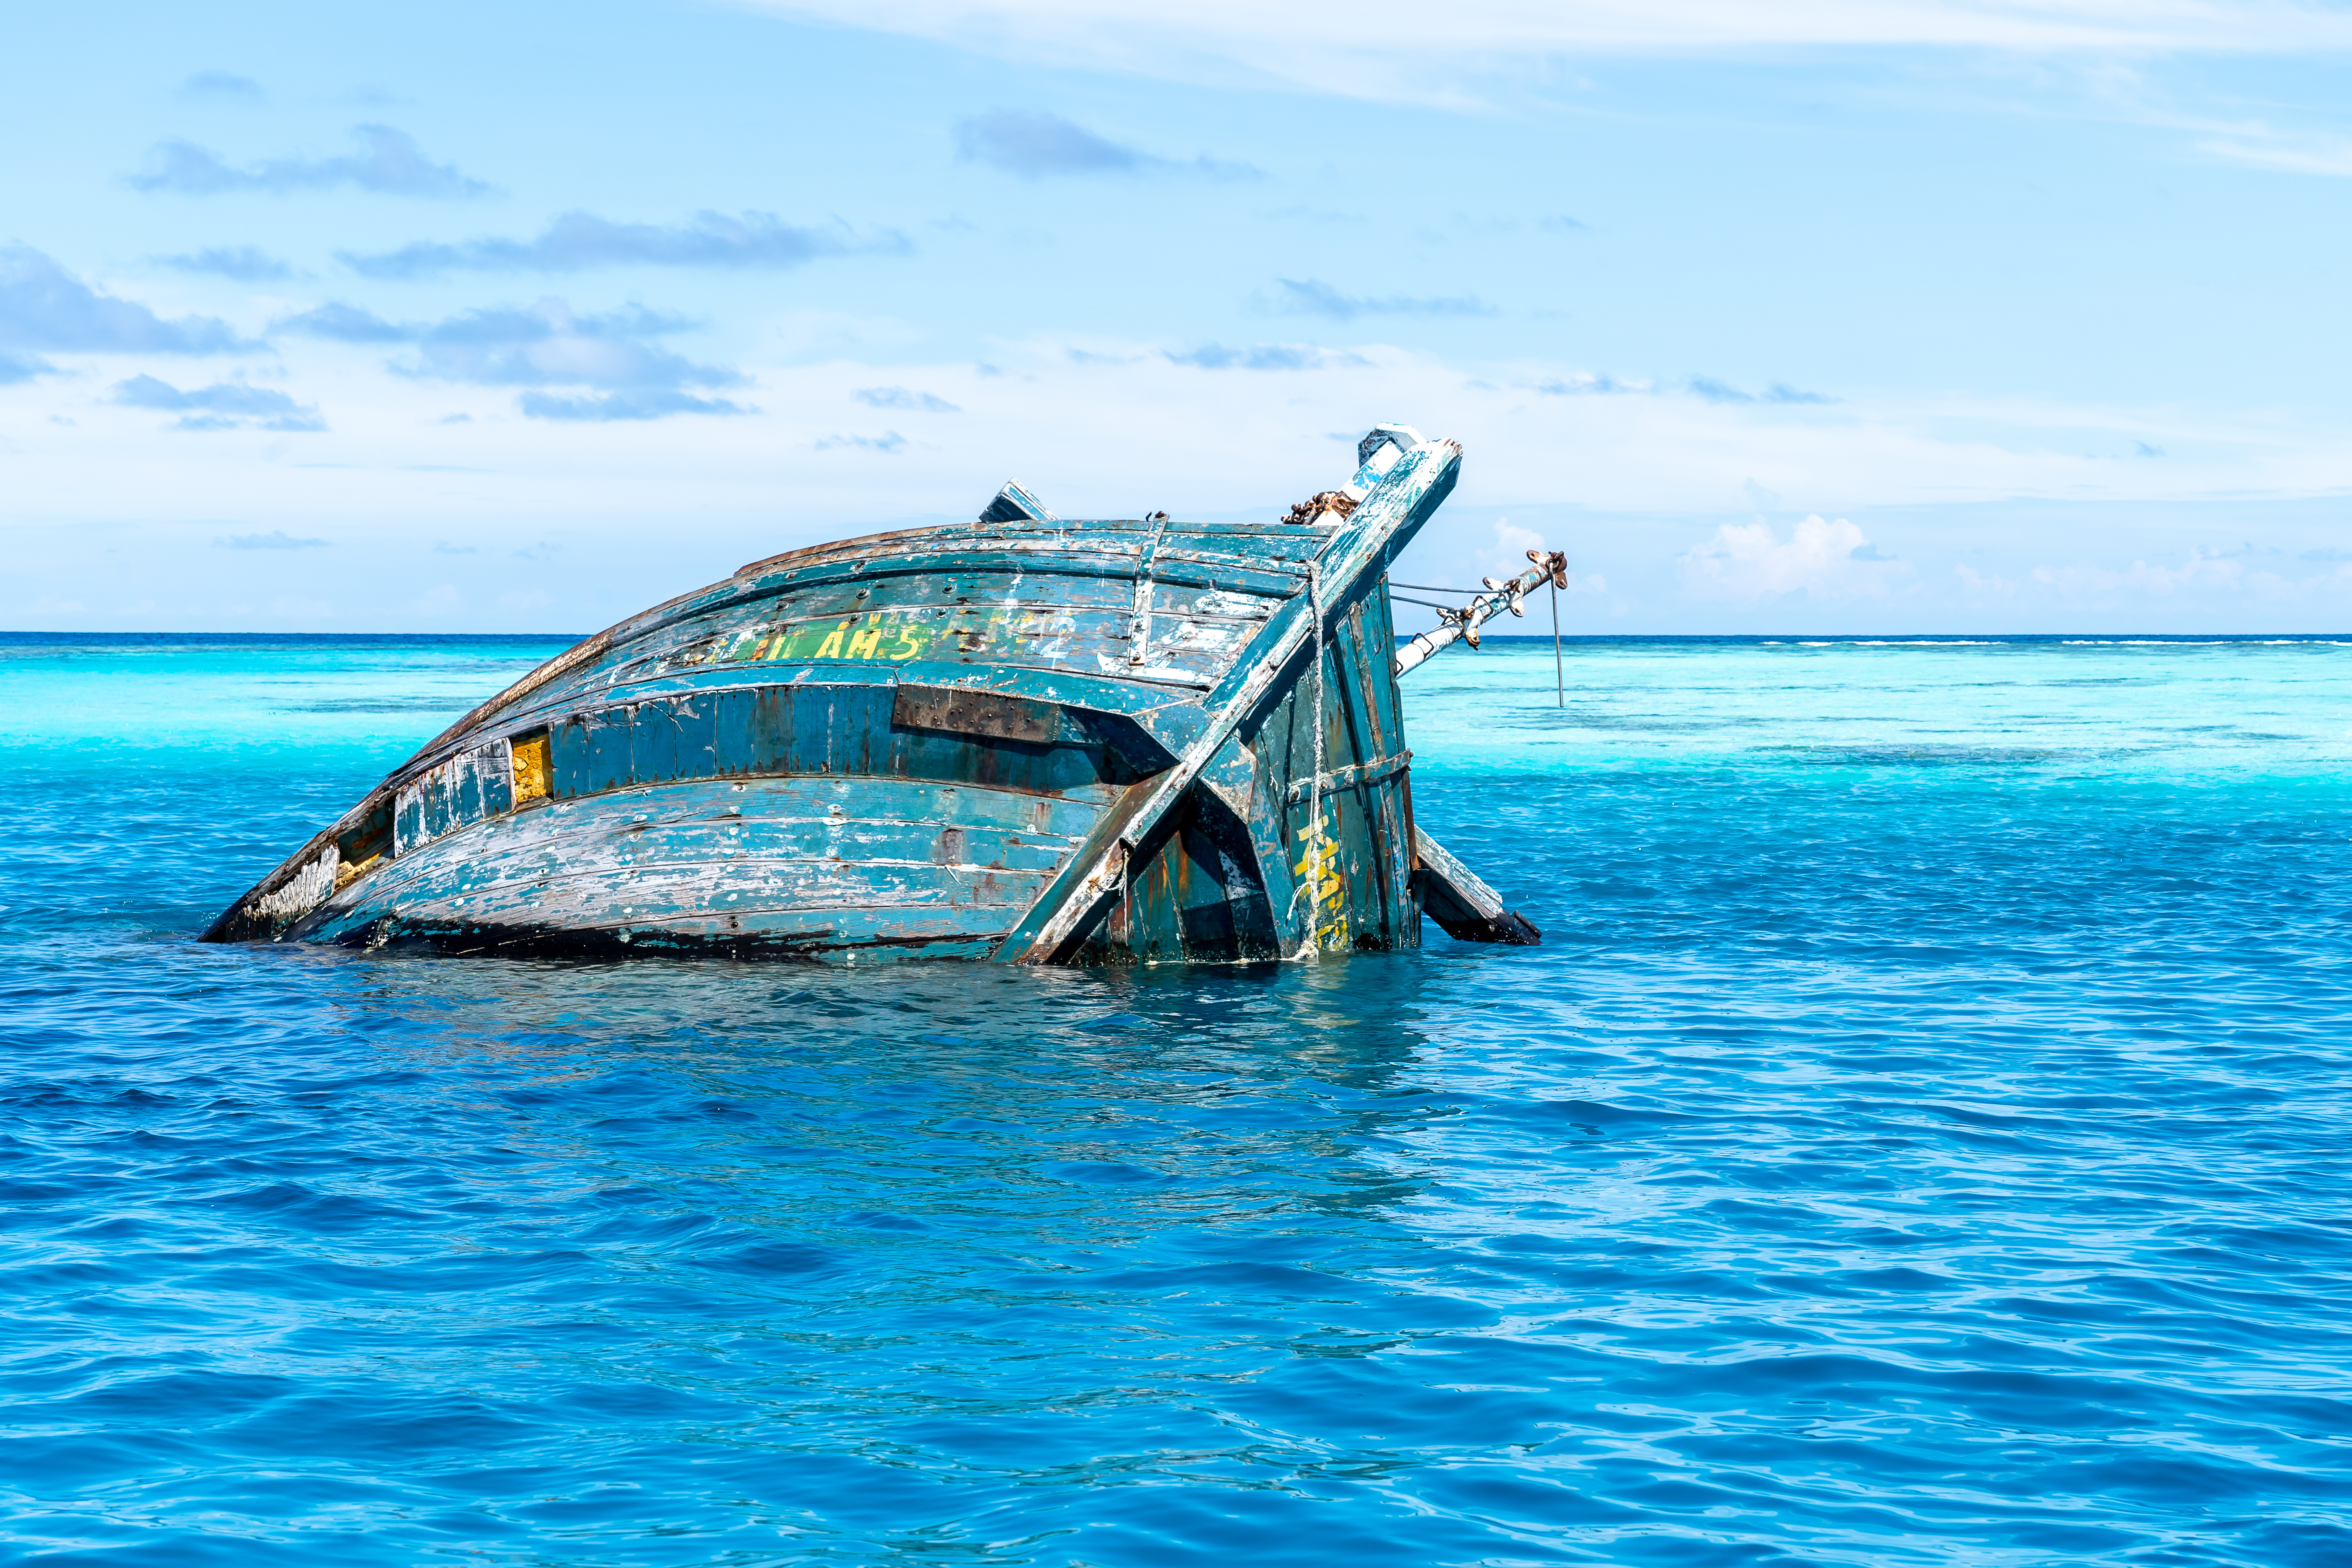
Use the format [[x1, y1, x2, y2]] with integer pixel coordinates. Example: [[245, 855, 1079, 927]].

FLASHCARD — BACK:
[[3, 0, 2349, 634]]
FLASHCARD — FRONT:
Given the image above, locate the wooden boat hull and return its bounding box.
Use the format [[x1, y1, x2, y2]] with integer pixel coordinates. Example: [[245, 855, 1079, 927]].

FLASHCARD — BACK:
[[203, 429, 1537, 964]]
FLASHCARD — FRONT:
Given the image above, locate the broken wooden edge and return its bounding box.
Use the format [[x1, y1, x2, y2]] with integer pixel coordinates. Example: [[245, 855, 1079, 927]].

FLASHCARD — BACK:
[[993, 437, 1462, 964], [1411, 826, 1541, 946], [979, 479, 1057, 524]]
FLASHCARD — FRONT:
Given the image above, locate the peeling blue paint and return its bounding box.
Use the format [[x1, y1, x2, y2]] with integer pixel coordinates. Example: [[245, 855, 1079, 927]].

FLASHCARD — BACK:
[[203, 428, 1539, 964]]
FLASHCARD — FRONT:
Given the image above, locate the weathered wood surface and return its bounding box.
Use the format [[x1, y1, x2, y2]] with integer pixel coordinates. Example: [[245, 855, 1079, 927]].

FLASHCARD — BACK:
[[1412, 828, 1542, 946], [203, 424, 1543, 964], [995, 430, 1460, 963], [288, 777, 1090, 960]]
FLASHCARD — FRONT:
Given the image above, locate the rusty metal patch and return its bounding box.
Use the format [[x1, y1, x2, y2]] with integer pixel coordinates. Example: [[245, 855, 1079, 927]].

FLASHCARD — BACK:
[[1281, 491, 1358, 526], [892, 684, 1061, 745]]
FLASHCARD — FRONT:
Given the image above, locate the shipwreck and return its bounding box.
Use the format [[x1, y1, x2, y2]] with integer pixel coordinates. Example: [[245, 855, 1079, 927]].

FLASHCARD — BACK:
[[203, 423, 1557, 964]]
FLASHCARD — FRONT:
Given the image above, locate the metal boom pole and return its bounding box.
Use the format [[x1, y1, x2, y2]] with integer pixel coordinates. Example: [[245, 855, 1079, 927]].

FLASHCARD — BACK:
[[1393, 549, 1570, 678]]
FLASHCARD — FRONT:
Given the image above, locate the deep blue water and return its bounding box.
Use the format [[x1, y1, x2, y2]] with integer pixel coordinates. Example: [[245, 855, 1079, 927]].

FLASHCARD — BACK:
[[4, 633, 2349, 1565]]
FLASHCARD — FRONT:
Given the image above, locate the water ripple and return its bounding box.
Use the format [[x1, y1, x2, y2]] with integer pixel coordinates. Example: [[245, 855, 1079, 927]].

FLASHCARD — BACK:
[[1, 637, 2348, 1564]]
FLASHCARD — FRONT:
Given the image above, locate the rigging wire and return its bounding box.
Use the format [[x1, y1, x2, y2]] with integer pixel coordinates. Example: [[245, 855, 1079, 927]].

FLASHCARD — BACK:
[[1294, 557, 1327, 963]]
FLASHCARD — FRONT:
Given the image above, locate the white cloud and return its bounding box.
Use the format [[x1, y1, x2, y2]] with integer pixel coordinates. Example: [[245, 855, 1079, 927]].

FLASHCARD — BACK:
[[732, 0, 2352, 99], [2196, 129, 2352, 177], [2029, 551, 2245, 595], [769, 309, 924, 357], [1955, 564, 2021, 596], [1488, 517, 1545, 573], [1680, 514, 1908, 601], [2059, 69, 2352, 181], [6, 328, 2343, 528], [1472, 517, 1610, 598], [8, 325, 2352, 633]]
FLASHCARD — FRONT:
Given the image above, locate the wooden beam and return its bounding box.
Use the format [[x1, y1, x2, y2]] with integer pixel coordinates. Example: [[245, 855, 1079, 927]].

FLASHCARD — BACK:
[[1412, 828, 1540, 946], [995, 437, 1462, 964]]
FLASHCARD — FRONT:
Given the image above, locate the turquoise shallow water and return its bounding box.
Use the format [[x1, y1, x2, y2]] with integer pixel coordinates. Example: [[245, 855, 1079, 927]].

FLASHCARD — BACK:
[[3, 632, 2349, 1565]]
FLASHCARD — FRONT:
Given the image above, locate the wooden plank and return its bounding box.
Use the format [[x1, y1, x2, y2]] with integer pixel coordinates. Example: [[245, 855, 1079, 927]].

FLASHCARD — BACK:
[[748, 684, 793, 774], [673, 692, 719, 781], [289, 772, 1104, 953], [549, 710, 593, 799], [504, 682, 1124, 802], [980, 479, 1056, 523], [995, 437, 1460, 964], [1282, 748, 1412, 804], [1412, 828, 1541, 946], [485, 658, 1211, 757], [1222, 735, 1304, 954], [631, 696, 682, 786], [584, 706, 636, 794], [1122, 734, 1290, 964]]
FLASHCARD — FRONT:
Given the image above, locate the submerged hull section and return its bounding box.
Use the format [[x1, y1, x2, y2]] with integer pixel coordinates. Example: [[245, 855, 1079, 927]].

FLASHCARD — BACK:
[[205, 429, 1539, 963]]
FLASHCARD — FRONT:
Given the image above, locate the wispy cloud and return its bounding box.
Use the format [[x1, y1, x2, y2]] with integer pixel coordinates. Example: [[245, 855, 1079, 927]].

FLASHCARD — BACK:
[[1268, 277, 1494, 319], [274, 301, 411, 342], [216, 530, 328, 550], [1164, 342, 1367, 370], [2027, 551, 2248, 596], [738, 2, 2352, 103], [113, 374, 325, 432], [182, 71, 263, 102], [1536, 372, 1648, 395], [2052, 71, 2352, 182], [854, 385, 959, 411], [815, 431, 909, 452], [520, 389, 750, 421], [1688, 376, 1836, 405], [127, 125, 489, 198], [403, 304, 741, 394], [160, 245, 294, 281], [0, 246, 259, 354], [338, 210, 899, 278], [953, 109, 1255, 178], [0, 351, 55, 384], [276, 298, 750, 421], [1682, 515, 1908, 601], [2197, 127, 2352, 176], [956, 109, 1136, 174]]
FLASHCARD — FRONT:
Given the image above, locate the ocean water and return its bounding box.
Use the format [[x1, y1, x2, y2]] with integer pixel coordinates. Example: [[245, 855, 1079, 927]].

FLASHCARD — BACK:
[[4, 631, 2350, 1566]]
